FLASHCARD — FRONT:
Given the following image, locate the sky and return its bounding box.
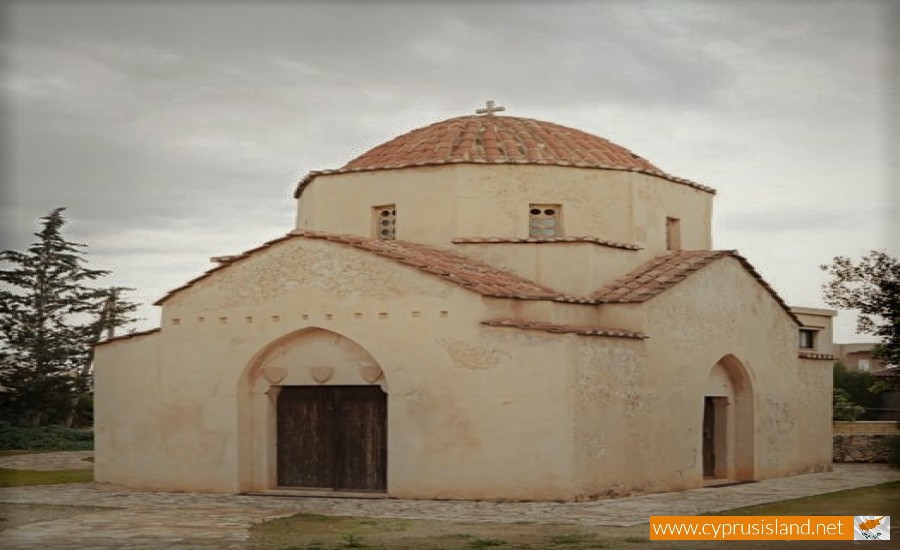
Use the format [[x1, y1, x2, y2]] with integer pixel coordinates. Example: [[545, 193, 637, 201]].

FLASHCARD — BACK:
[[2, 0, 897, 342]]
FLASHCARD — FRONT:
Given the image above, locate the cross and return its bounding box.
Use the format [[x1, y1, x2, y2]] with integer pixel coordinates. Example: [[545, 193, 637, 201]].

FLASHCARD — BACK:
[[475, 100, 505, 116]]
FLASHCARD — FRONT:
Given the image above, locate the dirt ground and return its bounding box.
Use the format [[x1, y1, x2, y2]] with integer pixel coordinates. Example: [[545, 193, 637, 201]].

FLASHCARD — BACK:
[[0, 503, 113, 531], [249, 514, 649, 549]]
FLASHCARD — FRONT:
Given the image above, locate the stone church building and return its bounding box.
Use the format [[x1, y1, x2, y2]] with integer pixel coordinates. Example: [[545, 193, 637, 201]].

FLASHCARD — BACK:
[[95, 105, 833, 501]]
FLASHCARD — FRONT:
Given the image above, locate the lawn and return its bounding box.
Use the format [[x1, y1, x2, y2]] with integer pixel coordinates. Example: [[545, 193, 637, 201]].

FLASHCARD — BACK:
[[248, 481, 900, 550], [0, 467, 93, 487]]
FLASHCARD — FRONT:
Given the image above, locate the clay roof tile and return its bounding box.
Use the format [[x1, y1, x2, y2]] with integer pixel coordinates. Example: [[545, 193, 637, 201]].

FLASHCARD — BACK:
[[591, 250, 800, 324], [294, 115, 715, 197]]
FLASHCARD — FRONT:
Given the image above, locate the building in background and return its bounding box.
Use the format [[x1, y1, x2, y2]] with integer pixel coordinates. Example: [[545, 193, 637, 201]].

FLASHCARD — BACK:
[[833, 342, 887, 373]]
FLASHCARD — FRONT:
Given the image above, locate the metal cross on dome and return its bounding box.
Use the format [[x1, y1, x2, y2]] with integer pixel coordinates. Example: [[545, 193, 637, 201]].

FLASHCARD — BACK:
[[476, 100, 505, 116]]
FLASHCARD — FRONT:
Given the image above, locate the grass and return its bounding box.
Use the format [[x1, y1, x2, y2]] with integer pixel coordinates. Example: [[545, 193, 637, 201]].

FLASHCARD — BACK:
[[0, 467, 93, 487], [547, 533, 588, 544], [714, 479, 900, 516], [248, 480, 900, 550], [342, 533, 367, 548], [467, 538, 506, 549]]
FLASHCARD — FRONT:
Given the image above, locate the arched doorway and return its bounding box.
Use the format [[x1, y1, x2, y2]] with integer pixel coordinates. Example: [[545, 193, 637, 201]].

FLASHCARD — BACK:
[[702, 355, 755, 481], [239, 327, 387, 493]]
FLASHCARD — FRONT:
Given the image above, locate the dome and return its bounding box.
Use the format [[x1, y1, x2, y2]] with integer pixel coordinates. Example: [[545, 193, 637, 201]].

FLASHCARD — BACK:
[[343, 115, 661, 172], [295, 114, 714, 196]]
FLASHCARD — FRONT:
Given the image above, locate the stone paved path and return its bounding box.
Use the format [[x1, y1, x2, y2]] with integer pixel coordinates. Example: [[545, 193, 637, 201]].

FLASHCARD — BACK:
[[1, 453, 898, 548], [0, 451, 93, 471]]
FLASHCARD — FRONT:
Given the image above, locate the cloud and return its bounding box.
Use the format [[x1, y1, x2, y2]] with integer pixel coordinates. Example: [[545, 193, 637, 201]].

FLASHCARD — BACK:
[[2, 0, 894, 342]]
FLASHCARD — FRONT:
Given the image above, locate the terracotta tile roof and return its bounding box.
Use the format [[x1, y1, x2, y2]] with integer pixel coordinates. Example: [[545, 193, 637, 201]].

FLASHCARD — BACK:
[[155, 235, 295, 305], [453, 236, 641, 251], [294, 115, 715, 197], [154, 232, 799, 332], [482, 318, 646, 339], [155, 232, 564, 305], [591, 250, 801, 324], [95, 328, 161, 347], [798, 351, 836, 360], [874, 366, 899, 378], [295, 231, 562, 300]]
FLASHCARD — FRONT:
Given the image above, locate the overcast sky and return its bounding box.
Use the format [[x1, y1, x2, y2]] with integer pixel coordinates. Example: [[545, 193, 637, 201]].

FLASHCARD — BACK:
[[2, 0, 897, 342]]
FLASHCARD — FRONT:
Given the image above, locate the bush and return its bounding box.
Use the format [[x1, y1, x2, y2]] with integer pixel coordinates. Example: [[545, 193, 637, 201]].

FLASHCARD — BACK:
[[833, 363, 881, 420], [0, 425, 93, 451], [888, 436, 900, 469], [833, 388, 866, 421]]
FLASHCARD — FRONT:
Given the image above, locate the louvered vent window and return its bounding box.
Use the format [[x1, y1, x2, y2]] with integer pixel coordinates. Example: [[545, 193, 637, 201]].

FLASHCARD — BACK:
[[529, 204, 561, 237], [374, 205, 396, 240]]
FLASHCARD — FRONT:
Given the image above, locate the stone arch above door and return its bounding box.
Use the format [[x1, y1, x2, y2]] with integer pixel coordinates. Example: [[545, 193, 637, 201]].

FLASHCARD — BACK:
[[238, 327, 388, 493], [247, 327, 386, 392]]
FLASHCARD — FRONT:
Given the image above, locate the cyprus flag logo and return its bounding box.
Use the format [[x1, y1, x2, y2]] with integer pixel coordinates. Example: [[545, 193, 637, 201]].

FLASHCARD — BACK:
[[854, 516, 889, 540]]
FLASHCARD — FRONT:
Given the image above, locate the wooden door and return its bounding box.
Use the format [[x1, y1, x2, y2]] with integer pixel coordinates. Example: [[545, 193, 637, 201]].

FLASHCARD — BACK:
[[702, 396, 715, 478], [277, 385, 387, 491]]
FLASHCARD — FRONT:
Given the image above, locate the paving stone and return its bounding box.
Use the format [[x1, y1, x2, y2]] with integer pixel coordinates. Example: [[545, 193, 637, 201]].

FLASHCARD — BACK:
[[0, 457, 897, 549]]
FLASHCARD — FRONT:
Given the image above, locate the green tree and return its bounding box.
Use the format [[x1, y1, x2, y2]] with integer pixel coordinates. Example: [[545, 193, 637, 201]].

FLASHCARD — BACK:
[[832, 388, 865, 421], [832, 363, 880, 420], [0, 208, 137, 426], [821, 250, 900, 366]]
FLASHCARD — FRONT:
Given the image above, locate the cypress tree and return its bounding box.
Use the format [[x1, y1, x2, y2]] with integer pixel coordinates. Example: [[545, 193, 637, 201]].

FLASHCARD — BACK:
[[0, 208, 137, 426]]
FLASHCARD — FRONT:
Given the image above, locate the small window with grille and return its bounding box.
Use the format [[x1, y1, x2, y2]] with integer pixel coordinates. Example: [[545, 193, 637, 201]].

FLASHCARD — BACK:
[[529, 204, 561, 237], [374, 205, 396, 240]]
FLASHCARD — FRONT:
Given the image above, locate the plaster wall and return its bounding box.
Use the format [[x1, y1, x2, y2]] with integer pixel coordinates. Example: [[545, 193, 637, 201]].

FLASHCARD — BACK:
[[453, 165, 636, 243], [456, 243, 642, 296], [296, 165, 713, 294], [632, 177, 713, 251], [595, 303, 646, 334], [297, 167, 458, 244], [481, 298, 600, 328], [792, 307, 836, 355], [96, 237, 577, 499], [94, 332, 165, 487], [574, 259, 831, 497]]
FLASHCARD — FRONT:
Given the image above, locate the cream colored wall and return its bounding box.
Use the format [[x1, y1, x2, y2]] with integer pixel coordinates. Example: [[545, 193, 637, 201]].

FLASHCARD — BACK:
[[633, 176, 713, 251], [572, 336, 651, 498], [297, 165, 714, 295], [297, 167, 459, 244], [574, 259, 831, 496], [457, 243, 643, 296], [94, 332, 165, 488], [791, 307, 836, 355], [454, 166, 636, 243], [97, 237, 579, 499]]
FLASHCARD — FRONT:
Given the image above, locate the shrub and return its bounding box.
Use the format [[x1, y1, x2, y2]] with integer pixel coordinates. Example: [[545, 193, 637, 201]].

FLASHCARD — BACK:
[[833, 388, 866, 421], [0, 425, 93, 451], [887, 436, 900, 469]]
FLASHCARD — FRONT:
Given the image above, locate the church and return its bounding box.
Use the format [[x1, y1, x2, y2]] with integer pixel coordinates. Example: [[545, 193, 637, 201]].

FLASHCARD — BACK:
[[94, 103, 834, 501]]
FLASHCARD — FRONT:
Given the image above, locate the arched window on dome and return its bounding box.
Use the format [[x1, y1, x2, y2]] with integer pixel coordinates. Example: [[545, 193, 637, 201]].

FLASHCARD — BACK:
[[373, 205, 396, 240], [529, 204, 562, 238]]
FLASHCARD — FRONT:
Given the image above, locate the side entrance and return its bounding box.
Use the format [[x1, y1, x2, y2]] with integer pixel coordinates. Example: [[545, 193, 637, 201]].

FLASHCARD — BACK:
[[277, 385, 387, 492]]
